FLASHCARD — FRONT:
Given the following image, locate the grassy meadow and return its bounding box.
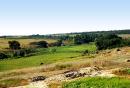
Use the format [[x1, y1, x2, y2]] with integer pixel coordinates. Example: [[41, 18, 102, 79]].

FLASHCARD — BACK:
[[0, 43, 96, 71], [63, 77, 130, 88]]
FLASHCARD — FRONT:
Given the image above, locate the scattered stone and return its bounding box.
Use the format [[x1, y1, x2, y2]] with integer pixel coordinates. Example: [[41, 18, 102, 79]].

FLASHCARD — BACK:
[[46, 74, 66, 82], [10, 67, 116, 88], [40, 63, 44, 65], [117, 48, 121, 51], [126, 60, 130, 62], [96, 51, 99, 54], [64, 70, 79, 78], [32, 76, 46, 82], [78, 66, 100, 75]]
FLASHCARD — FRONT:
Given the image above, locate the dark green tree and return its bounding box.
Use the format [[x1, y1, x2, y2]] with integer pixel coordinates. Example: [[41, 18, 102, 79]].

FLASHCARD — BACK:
[[8, 41, 21, 50], [0, 53, 8, 59], [74, 34, 98, 45], [95, 34, 123, 50], [30, 41, 48, 48]]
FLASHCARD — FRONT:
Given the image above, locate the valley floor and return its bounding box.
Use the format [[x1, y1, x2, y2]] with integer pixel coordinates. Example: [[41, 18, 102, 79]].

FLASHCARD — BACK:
[[0, 46, 130, 88]]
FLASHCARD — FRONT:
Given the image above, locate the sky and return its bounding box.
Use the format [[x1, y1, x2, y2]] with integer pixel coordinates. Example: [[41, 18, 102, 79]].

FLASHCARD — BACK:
[[0, 0, 130, 35]]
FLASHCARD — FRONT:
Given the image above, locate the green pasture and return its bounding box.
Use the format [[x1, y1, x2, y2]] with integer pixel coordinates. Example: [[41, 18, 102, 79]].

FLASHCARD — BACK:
[[0, 43, 96, 71]]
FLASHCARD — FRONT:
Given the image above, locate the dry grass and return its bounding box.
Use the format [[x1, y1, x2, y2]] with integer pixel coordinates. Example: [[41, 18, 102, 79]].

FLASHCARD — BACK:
[[0, 78, 29, 88], [49, 82, 61, 88], [118, 34, 130, 39], [0, 38, 56, 49]]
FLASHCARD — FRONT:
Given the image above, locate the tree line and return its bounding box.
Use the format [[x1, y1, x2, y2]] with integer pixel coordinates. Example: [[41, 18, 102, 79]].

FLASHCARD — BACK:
[[0, 29, 130, 59], [1, 29, 129, 39]]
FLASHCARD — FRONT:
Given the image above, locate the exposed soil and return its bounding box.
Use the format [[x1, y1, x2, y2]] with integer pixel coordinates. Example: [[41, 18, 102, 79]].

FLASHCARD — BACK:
[[10, 66, 116, 88]]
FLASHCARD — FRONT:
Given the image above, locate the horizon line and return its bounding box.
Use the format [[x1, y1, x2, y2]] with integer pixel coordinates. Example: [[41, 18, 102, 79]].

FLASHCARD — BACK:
[[0, 29, 129, 36]]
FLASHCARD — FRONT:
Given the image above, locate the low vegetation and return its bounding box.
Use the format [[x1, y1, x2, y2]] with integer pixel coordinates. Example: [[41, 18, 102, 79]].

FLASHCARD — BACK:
[[63, 77, 130, 88]]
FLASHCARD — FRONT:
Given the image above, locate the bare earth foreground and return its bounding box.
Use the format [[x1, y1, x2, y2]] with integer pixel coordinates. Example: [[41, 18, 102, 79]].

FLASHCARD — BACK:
[[10, 67, 116, 88]]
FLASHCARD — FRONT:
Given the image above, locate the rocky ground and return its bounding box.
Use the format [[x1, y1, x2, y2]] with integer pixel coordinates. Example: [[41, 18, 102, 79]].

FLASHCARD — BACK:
[[10, 66, 116, 88]]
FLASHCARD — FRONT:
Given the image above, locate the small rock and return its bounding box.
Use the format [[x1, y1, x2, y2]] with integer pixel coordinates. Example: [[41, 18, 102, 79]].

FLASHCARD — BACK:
[[32, 76, 46, 82], [79, 66, 100, 75], [64, 70, 79, 78], [126, 60, 130, 62], [40, 63, 44, 65]]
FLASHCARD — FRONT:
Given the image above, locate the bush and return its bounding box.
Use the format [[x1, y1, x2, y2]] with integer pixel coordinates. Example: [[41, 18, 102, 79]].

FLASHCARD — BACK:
[[13, 50, 25, 57], [8, 41, 21, 50], [30, 41, 48, 48], [50, 48, 57, 53], [83, 50, 89, 54], [0, 52, 8, 59], [13, 48, 36, 57], [122, 39, 130, 46], [49, 40, 63, 47]]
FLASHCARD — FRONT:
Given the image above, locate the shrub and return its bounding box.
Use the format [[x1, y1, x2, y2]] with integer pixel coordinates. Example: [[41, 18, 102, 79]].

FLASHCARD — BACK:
[[13, 50, 25, 57], [30, 41, 48, 48], [13, 48, 36, 57], [48, 40, 63, 47], [0, 52, 8, 59], [8, 41, 21, 50], [83, 50, 89, 55], [50, 48, 57, 53]]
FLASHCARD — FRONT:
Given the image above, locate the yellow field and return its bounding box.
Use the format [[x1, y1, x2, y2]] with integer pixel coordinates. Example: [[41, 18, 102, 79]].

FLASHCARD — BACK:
[[118, 34, 130, 39], [0, 38, 56, 49]]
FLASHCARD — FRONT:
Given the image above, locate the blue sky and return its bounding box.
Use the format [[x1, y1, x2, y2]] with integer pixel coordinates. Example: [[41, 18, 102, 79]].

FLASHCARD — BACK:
[[0, 0, 130, 35]]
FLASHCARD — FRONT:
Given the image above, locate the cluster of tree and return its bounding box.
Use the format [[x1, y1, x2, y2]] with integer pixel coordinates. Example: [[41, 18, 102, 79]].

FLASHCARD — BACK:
[[0, 29, 130, 59], [0, 39, 64, 59], [95, 34, 130, 50], [0, 41, 37, 60], [1, 30, 130, 40], [67, 29, 130, 35], [0, 48, 36, 60], [74, 33, 98, 44], [27, 34, 72, 40], [0, 52, 9, 60], [8, 41, 21, 50], [48, 39, 64, 47], [30, 41, 48, 48]]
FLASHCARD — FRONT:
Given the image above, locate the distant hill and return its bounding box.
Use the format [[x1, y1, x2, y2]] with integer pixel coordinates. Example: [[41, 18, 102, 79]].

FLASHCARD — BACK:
[[0, 29, 130, 39]]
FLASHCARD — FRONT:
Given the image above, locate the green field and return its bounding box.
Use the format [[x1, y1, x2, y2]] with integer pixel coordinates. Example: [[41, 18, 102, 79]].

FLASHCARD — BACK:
[[0, 43, 96, 71], [62, 77, 130, 88]]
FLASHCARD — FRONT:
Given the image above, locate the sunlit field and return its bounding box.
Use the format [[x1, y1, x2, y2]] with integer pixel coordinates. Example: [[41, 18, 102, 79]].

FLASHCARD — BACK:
[[0, 43, 96, 71]]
